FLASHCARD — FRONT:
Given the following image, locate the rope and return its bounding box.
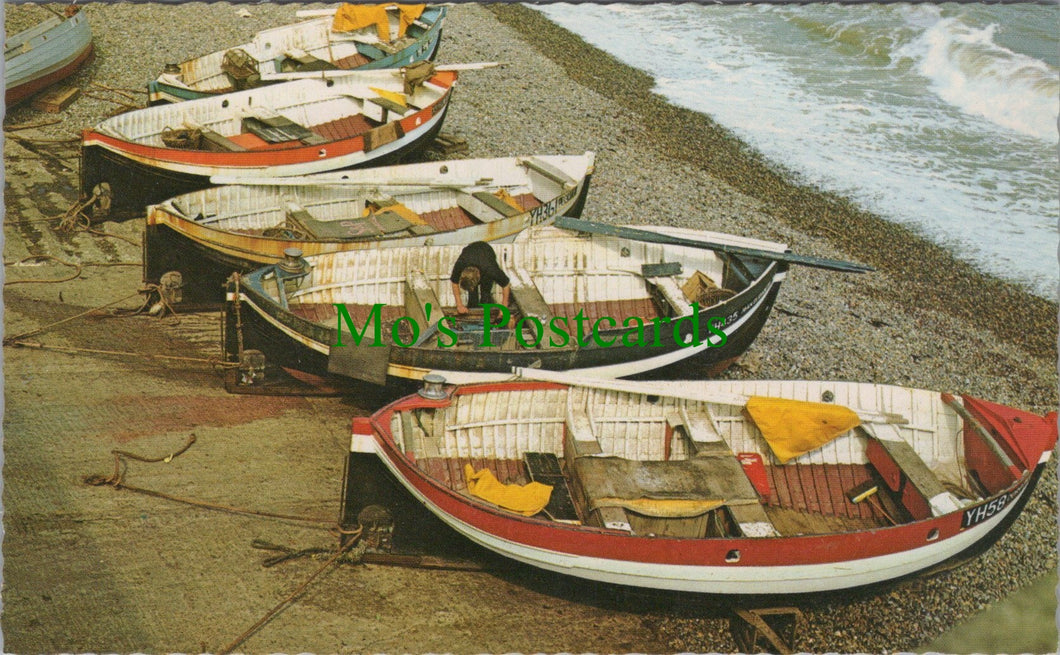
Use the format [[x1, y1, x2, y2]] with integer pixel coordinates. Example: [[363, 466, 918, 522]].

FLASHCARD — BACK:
[[217, 527, 365, 655], [251, 539, 370, 568], [6, 340, 236, 368], [81, 90, 139, 113], [3, 255, 81, 285], [3, 289, 145, 344], [3, 118, 63, 131], [82, 435, 333, 526], [90, 81, 142, 102]]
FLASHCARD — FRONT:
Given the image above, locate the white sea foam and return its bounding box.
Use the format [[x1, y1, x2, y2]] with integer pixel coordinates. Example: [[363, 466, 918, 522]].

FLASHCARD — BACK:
[[899, 15, 1059, 141], [537, 3, 1059, 298]]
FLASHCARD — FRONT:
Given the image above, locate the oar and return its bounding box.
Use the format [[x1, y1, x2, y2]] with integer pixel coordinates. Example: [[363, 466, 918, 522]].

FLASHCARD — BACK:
[[510, 367, 907, 425], [260, 62, 504, 82], [209, 173, 480, 189], [554, 216, 874, 274]]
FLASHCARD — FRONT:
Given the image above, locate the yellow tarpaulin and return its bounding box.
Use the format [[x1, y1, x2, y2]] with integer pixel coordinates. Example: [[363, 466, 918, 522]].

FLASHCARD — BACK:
[[493, 188, 525, 212], [369, 87, 408, 107], [746, 396, 861, 464], [363, 200, 425, 225], [464, 464, 552, 517], [332, 4, 426, 41]]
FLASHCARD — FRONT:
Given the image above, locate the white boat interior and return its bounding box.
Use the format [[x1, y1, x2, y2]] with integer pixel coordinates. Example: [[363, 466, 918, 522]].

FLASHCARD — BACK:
[[258, 226, 770, 351], [97, 68, 451, 150], [384, 381, 1003, 538], [166, 5, 442, 93], [157, 154, 594, 239]]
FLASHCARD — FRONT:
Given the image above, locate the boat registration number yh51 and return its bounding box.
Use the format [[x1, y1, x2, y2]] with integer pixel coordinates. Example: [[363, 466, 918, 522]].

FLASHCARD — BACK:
[[960, 479, 1027, 529]]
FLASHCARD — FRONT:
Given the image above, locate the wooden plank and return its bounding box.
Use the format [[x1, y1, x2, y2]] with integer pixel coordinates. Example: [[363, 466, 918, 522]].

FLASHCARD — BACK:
[[796, 465, 822, 515], [404, 271, 443, 344], [446, 459, 463, 492], [368, 95, 410, 116], [31, 85, 79, 113], [455, 193, 507, 223], [471, 191, 522, 218], [862, 423, 962, 517], [519, 156, 576, 188], [766, 466, 791, 509], [648, 276, 694, 317], [565, 408, 602, 457], [508, 267, 553, 326], [811, 465, 837, 517], [183, 118, 247, 152], [764, 506, 887, 536], [786, 464, 809, 513]]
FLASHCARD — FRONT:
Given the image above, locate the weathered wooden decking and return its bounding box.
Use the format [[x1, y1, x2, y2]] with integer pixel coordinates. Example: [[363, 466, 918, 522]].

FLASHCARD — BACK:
[[411, 453, 891, 536]]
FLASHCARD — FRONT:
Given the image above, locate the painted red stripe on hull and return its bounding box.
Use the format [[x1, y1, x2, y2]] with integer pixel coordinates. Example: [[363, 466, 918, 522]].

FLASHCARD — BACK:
[[6, 44, 94, 106], [370, 412, 1031, 569], [81, 102, 441, 169]]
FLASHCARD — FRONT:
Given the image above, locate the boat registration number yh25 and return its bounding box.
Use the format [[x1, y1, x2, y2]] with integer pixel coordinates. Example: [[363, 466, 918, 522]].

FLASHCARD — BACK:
[[960, 479, 1026, 529]]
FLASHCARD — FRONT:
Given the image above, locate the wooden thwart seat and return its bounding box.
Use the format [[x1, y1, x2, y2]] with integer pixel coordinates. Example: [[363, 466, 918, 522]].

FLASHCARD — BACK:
[[667, 406, 723, 455], [471, 191, 522, 218], [571, 456, 775, 537], [862, 423, 963, 520], [562, 405, 777, 537], [455, 193, 510, 223], [519, 156, 576, 190]]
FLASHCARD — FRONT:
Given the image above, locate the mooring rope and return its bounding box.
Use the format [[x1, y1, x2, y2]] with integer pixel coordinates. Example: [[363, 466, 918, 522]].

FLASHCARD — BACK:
[[217, 527, 365, 655], [4, 254, 82, 285], [4, 256, 141, 285], [82, 435, 334, 526], [3, 289, 146, 344], [7, 340, 236, 368]]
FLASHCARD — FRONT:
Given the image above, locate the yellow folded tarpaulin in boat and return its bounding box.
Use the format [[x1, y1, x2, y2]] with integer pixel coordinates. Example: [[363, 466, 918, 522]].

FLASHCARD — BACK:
[[464, 464, 552, 516], [591, 497, 726, 518], [493, 188, 525, 212], [369, 87, 408, 107], [332, 4, 426, 41], [746, 396, 861, 464]]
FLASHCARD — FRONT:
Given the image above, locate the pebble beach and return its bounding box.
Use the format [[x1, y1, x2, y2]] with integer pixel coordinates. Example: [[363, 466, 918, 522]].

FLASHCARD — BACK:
[[3, 3, 1057, 653]]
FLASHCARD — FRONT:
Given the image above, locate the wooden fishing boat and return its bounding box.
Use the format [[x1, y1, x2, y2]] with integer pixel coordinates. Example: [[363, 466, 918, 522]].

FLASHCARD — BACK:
[[223, 224, 791, 388], [147, 4, 447, 105], [80, 66, 456, 220], [144, 152, 596, 304], [5, 5, 94, 106], [345, 373, 1057, 595]]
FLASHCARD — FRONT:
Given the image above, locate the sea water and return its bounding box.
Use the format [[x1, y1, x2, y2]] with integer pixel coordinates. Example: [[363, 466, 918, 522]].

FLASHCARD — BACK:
[[537, 3, 1059, 299]]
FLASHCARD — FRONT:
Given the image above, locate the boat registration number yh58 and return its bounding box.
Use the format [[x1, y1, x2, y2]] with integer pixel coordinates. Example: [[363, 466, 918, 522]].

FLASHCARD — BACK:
[[960, 479, 1027, 529]]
